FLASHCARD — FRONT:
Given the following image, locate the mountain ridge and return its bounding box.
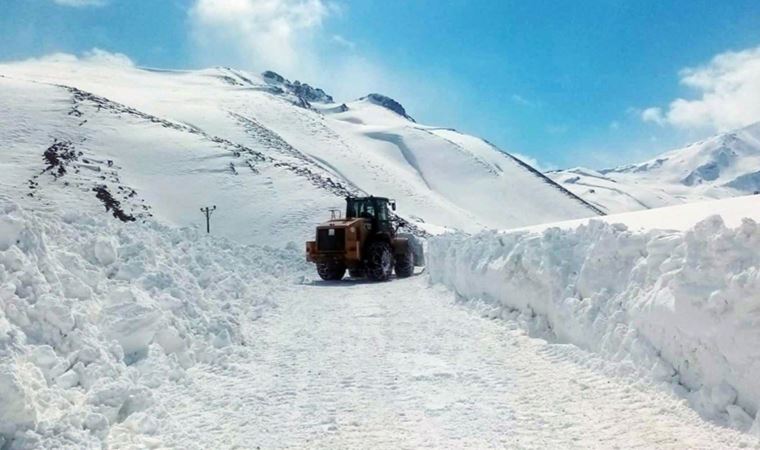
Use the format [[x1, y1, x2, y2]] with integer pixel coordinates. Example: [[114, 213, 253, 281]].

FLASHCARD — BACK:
[[0, 58, 600, 244], [549, 122, 760, 213]]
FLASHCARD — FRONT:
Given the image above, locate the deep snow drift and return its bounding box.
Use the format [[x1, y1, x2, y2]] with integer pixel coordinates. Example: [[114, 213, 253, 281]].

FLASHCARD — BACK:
[[428, 196, 760, 433], [549, 122, 760, 214], [0, 196, 307, 448]]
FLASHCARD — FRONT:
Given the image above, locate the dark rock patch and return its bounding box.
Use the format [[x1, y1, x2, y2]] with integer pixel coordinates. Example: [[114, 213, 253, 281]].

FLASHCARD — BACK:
[[362, 94, 415, 122], [261, 70, 334, 105], [93, 185, 136, 222], [43, 141, 79, 179]]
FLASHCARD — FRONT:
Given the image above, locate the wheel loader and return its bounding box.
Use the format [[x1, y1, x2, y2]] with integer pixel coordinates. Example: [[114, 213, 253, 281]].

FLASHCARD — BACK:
[[306, 196, 424, 281]]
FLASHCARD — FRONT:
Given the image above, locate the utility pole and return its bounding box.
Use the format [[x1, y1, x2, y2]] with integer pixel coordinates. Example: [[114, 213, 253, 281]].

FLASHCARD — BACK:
[[200, 205, 216, 233]]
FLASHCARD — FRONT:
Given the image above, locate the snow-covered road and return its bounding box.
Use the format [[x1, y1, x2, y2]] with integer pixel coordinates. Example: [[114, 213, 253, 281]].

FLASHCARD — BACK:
[[153, 274, 752, 449]]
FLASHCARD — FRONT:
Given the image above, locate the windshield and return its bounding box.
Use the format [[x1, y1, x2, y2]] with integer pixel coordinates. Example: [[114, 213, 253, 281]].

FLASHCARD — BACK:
[[346, 198, 388, 220], [346, 198, 372, 219]]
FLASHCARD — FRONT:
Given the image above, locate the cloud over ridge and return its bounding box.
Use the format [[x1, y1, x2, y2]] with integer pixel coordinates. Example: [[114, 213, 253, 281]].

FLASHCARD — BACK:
[[189, 0, 330, 74], [643, 45, 760, 131]]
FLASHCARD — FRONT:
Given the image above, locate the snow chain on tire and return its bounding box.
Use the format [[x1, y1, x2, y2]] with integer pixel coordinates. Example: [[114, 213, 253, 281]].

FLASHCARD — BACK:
[[366, 241, 393, 281], [394, 250, 414, 278]]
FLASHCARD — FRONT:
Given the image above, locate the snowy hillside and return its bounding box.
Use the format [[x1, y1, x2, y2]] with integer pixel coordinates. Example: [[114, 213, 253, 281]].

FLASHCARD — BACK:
[[549, 122, 760, 213], [0, 56, 600, 245]]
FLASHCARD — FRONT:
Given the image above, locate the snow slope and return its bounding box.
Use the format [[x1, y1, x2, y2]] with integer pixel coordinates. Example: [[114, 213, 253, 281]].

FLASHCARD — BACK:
[[0, 56, 599, 245], [549, 122, 760, 213], [429, 195, 760, 434]]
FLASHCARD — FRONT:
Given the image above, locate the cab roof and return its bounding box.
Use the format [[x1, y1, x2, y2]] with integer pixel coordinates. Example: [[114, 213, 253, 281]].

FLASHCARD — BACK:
[[347, 195, 390, 202]]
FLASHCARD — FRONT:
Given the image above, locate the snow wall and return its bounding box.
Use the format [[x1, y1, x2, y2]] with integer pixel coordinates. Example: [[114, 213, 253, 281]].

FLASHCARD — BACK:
[[0, 199, 307, 448], [429, 216, 760, 432]]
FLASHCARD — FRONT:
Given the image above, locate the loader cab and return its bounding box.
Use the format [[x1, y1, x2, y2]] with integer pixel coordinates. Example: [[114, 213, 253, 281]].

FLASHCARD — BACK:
[[345, 196, 395, 234]]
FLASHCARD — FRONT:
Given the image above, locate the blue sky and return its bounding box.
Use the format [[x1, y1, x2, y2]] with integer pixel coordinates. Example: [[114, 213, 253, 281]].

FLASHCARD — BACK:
[[2, 0, 760, 168]]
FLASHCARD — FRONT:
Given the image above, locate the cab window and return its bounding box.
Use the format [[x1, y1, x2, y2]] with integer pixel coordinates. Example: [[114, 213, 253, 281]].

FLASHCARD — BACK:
[[376, 202, 389, 221], [347, 199, 375, 219], [361, 203, 375, 219]]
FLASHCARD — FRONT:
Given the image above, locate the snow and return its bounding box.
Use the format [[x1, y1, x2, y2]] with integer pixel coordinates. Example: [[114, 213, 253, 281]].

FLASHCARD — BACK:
[[128, 275, 753, 449], [549, 122, 760, 214], [1, 55, 759, 447], [0, 197, 306, 448], [6, 196, 755, 448], [0, 58, 599, 244], [428, 197, 760, 433], [3, 194, 757, 449], [515, 194, 760, 233]]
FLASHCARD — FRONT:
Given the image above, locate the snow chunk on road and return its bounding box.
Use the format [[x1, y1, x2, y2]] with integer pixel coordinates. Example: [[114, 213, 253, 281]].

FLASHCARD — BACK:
[[429, 210, 760, 433], [91, 237, 117, 266]]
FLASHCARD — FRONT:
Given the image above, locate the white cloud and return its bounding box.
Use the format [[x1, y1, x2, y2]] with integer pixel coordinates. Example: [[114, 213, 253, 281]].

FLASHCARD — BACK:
[[30, 48, 133, 66], [185, 0, 442, 111], [331, 34, 356, 50], [189, 0, 330, 75], [643, 45, 760, 131], [185, 0, 468, 128], [82, 48, 134, 66], [512, 152, 553, 172], [640, 107, 664, 125], [52, 0, 107, 7]]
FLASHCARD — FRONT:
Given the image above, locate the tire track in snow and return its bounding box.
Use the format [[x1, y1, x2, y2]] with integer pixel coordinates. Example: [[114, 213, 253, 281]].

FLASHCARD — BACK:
[[153, 276, 754, 449]]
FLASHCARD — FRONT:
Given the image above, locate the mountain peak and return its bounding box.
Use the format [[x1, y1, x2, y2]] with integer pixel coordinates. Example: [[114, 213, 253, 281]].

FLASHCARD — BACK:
[[548, 120, 760, 213], [360, 93, 415, 122], [261, 70, 334, 104]]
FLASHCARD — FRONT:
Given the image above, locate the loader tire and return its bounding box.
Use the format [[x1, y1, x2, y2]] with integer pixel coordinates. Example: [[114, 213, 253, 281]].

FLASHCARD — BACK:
[[398, 233, 425, 266], [394, 250, 414, 278], [317, 262, 346, 281], [366, 241, 393, 281]]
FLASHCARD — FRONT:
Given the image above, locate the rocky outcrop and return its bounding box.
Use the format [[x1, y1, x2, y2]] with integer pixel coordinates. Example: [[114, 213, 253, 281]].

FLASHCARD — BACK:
[[262, 70, 334, 105], [361, 93, 415, 122]]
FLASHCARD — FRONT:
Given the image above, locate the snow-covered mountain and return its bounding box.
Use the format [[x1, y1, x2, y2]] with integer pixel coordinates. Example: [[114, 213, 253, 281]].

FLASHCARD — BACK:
[[548, 122, 760, 214], [0, 57, 600, 245], [3, 56, 760, 449]]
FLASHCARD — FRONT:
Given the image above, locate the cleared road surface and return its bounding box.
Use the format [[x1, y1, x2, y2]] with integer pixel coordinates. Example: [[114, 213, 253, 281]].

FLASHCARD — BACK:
[[155, 274, 753, 449]]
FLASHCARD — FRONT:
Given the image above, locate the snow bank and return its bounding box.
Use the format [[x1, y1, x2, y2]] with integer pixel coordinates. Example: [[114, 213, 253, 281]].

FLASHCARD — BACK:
[[429, 215, 760, 433], [0, 198, 307, 448]]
